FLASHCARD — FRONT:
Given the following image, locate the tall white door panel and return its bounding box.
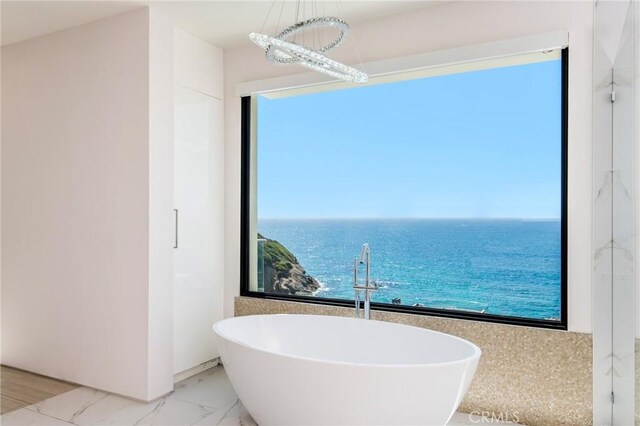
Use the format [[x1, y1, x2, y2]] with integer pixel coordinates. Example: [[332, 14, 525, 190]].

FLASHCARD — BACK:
[[173, 84, 224, 375]]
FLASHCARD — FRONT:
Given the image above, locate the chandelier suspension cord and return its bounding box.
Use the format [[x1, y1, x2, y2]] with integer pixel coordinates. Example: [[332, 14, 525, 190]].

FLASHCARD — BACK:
[[336, 0, 365, 71], [317, 0, 322, 48], [294, 0, 301, 45], [275, 0, 286, 39], [302, 0, 307, 50], [312, 0, 317, 51], [321, 0, 328, 51], [259, 0, 277, 36]]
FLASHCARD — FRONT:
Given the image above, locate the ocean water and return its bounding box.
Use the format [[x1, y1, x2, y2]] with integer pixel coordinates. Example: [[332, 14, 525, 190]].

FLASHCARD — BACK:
[[258, 219, 561, 320]]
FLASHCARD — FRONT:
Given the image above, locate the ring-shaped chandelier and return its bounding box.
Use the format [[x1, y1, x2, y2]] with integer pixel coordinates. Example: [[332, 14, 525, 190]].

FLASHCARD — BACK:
[[249, 8, 368, 83], [249, 31, 368, 83], [265, 17, 348, 64]]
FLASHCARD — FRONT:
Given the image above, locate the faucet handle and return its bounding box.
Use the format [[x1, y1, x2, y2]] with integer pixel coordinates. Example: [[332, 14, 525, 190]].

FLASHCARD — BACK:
[[352, 258, 358, 287], [353, 284, 378, 291]]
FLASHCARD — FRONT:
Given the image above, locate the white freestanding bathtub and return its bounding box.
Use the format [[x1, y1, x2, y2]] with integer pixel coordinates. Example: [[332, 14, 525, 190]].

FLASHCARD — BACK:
[[213, 314, 481, 426]]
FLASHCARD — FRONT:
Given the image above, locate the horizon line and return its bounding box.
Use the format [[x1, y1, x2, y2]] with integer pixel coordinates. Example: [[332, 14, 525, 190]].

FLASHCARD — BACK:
[[259, 217, 561, 221]]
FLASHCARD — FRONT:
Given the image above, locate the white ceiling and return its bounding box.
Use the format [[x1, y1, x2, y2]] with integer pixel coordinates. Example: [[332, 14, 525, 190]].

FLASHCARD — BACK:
[[1, 1, 145, 47], [1, 1, 441, 48]]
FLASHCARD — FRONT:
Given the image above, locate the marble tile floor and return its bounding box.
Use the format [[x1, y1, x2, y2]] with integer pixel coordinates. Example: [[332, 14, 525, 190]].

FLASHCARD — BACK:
[[0, 366, 511, 426], [1, 366, 79, 415]]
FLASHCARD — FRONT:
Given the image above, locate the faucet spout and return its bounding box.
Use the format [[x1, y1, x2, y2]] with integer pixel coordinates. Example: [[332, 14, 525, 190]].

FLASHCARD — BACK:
[[359, 243, 370, 264]]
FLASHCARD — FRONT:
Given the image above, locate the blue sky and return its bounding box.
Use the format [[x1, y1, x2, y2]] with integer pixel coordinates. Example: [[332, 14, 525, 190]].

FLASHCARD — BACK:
[[257, 59, 562, 219]]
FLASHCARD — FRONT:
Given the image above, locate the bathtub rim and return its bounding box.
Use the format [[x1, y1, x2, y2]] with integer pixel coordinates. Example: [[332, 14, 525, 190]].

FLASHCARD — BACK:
[[213, 313, 481, 369]]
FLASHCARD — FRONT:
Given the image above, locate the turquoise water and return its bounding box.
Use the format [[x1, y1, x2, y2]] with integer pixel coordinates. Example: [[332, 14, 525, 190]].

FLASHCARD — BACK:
[[258, 219, 561, 320]]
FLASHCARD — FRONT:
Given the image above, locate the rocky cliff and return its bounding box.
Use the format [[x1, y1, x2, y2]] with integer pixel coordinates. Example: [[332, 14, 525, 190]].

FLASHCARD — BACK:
[[259, 234, 321, 295]]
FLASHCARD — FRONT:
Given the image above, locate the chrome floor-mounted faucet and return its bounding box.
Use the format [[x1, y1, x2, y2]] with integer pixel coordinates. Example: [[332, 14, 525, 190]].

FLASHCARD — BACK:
[[353, 243, 377, 320]]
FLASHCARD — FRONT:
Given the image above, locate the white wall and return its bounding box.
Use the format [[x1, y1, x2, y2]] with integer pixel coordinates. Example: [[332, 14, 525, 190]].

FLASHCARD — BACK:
[[1, 7, 174, 401], [592, 0, 636, 422], [147, 7, 175, 399], [223, 1, 594, 333], [1, 0, 4, 366], [175, 29, 224, 100]]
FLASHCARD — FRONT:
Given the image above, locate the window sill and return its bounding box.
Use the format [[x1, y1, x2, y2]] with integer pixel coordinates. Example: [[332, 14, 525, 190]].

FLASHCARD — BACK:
[[240, 290, 567, 330]]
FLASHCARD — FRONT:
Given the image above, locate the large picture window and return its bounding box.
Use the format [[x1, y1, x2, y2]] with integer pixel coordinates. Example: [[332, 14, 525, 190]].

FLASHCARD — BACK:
[[241, 48, 568, 329]]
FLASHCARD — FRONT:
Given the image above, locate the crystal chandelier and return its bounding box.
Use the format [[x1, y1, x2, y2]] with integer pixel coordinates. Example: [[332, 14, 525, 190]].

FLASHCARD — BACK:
[[249, 2, 368, 83]]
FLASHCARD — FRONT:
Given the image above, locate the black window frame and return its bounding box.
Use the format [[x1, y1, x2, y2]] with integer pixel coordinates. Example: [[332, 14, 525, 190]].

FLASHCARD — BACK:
[[240, 48, 569, 330]]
